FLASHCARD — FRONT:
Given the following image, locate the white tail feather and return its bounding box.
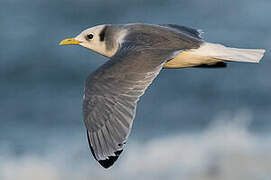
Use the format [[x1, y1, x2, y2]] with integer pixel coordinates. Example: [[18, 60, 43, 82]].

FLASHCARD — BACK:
[[189, 42, 265, 63]]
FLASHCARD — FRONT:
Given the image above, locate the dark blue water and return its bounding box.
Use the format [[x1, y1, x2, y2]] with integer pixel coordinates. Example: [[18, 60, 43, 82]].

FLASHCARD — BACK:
[[1, 0, 271, 179]]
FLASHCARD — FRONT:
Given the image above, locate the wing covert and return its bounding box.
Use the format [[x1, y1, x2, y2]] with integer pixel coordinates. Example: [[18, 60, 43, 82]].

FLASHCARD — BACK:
[[160, 24, 203, 40]]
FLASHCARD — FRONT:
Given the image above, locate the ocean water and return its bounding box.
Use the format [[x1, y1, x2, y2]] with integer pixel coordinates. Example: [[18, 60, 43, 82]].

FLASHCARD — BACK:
[[1, 0, 271, 179], [1, 111, 271, 180]]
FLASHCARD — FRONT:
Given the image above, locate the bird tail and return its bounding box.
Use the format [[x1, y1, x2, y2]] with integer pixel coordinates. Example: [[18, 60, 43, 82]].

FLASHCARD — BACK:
[[189, 42, 265, 63], [163, 42, 265, 69]]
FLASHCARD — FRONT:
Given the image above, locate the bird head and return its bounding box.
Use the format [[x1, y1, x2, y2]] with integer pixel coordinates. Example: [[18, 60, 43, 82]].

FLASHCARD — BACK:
[[60, 25, 120, 57]]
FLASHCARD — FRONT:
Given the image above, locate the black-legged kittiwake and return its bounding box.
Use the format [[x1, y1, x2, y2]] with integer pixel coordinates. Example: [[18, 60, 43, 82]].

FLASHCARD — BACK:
[[59, 23, 265, 168]]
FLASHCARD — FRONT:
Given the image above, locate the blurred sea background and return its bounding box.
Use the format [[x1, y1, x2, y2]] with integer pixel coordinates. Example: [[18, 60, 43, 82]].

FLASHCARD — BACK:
[[1, 0, 271, 179]]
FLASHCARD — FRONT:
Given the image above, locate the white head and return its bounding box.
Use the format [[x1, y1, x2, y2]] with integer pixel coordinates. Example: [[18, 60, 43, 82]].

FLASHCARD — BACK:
[[60, 25, 122, 57]]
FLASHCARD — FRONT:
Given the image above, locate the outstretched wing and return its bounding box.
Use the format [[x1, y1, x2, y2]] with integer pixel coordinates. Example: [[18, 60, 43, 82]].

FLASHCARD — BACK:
[[83, 45, 178, 168], [160, 24, 203, 40]]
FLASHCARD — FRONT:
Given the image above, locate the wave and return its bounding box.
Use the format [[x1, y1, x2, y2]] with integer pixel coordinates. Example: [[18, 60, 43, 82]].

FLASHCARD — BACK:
[[1, 110, 271, 180]]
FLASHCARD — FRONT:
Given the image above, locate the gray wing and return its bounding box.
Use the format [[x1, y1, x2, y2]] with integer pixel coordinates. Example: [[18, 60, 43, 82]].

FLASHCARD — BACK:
[[123, 23, 203, 51], [160, 24, 203, 40], [83, 44, 177, 168]]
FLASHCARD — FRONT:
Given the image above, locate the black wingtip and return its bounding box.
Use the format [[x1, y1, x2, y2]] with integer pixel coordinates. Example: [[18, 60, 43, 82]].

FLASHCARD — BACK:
[[86, 130, 123, 169], [98, 150, 123, 168], [194, 62, 227, 68]]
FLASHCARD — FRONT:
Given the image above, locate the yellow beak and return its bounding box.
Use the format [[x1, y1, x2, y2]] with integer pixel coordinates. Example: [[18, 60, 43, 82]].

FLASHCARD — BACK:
[[59, 38, 81, 45]]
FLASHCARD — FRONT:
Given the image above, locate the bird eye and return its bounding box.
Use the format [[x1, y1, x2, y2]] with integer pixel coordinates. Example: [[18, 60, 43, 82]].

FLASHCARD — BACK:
[[86, 34, 94, 40]]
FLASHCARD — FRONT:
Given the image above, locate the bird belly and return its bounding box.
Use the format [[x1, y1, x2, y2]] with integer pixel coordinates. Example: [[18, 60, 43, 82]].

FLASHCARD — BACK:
[[163, 51, 222, 69]]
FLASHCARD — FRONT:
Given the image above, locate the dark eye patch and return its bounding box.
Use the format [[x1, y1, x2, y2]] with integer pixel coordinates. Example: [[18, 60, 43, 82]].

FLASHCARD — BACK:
[[99, 26, 107, 41], [86, 34, 94, 40]]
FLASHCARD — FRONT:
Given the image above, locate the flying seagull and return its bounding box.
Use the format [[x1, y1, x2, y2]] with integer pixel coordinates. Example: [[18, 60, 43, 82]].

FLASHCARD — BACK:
[[59, 23, 265, 168]]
